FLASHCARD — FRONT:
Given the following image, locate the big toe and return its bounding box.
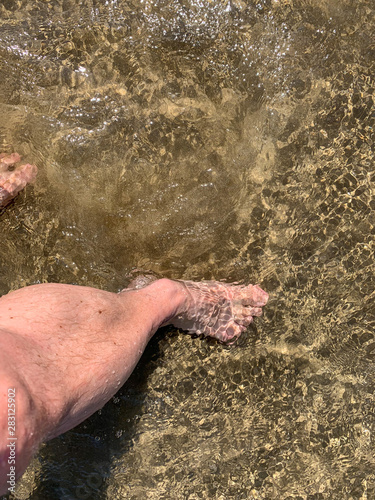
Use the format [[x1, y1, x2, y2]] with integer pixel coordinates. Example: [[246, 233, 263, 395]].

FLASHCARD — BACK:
[[240, 285, 269, 307]]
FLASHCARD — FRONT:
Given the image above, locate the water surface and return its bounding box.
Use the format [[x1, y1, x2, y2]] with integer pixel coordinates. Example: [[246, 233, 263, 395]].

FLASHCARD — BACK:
[[1, 0, 375, 498]]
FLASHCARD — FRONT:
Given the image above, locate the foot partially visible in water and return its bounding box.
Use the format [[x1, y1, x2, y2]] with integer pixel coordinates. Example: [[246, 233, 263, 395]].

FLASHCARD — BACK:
[[0, 153, 38, 208], [127, 276, 269, 343], [171, 280, 269, 342]]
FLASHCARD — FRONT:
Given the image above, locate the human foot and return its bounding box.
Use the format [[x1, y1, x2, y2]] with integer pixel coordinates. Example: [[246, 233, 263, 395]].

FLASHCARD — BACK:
[[169, 280, 268, 343], [127, 277, 269, 343], [0, 153, 38, 208]]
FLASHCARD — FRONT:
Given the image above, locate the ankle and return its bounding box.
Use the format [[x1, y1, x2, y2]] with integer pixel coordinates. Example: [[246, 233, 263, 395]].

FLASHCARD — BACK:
[[136, 278, 190, 330]]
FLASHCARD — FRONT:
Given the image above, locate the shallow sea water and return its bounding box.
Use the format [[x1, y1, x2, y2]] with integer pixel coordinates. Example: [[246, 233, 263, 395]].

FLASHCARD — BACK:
[[1, 0, 375, 498]]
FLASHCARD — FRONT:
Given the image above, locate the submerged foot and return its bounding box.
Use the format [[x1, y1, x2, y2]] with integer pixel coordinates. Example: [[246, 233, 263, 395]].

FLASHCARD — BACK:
[[0, 153, 38, 208], [171, 280, 269, 342], [129, 277, 269, 343]]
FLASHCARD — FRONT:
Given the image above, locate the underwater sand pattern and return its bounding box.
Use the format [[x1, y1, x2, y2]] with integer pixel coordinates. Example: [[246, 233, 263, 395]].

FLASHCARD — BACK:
[[1, 0, 375, 498]]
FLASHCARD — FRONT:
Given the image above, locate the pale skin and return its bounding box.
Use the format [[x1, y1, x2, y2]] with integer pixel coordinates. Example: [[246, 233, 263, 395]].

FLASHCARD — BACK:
[[0, 155, 269, 494], [0, 153, 37, 208]]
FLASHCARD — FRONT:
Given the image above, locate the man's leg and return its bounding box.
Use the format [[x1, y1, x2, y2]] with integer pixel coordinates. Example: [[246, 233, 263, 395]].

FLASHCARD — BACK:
[[0, 278, 268, 494]]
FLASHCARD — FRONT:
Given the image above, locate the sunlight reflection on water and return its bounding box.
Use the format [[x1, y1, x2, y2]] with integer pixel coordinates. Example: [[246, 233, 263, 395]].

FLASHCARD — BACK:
[[1, 0, 375, 498]]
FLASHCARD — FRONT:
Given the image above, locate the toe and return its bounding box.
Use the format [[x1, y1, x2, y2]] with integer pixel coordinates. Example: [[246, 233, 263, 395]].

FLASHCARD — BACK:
[[221, 320, 245, 342], [16, 163, 38, 183], [240, 285, 269, 307], [236, 315, 253, 326], [233, 303, 263, 327], [0, 153, 21, 170], [248, 306, 263, 317]]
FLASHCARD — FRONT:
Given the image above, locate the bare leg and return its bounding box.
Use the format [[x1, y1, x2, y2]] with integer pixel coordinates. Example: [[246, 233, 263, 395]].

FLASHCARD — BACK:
[[0, 153, 37, 208], [0, 278, 268, 494]]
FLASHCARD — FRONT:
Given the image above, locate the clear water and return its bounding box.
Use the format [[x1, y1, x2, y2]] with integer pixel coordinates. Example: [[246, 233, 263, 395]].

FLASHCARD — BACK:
[[1, 0, 374, 498]]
